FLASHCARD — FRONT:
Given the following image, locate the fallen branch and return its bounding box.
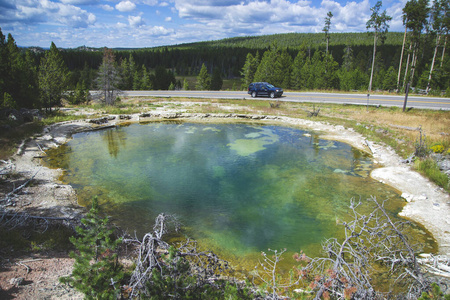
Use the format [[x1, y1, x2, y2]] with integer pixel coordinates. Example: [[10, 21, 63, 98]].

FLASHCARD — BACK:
[[1, 167, 41, 207], [365, 140, 376, 154], [16, 261, 31, 274], [0, 210, 80, 233]]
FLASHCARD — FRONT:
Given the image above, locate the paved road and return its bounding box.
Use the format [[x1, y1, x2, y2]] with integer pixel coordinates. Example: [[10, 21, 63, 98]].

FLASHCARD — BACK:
[[122, 90, 450, 110]]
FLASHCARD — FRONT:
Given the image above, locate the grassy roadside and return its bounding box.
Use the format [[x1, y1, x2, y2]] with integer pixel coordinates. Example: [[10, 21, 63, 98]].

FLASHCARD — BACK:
[[1, 98, 449, 191]]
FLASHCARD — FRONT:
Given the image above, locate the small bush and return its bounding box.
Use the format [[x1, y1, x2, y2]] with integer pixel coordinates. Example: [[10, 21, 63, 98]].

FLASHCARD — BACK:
[[415, 158, 449, 190], [430, 144, 445, 154], [415, 126, 428, 157], [60, 196, 124, 299]]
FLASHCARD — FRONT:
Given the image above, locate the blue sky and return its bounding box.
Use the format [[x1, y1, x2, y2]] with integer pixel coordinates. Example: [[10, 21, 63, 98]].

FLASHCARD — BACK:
[[0, 0, 408, 48]]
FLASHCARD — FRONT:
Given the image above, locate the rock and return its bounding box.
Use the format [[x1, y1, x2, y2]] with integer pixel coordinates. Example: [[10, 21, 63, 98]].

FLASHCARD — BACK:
[[89, 117, 108, 124], [417, 194, 428, 201], [10, 277, 24, 286], [401, 192, 413, 202]]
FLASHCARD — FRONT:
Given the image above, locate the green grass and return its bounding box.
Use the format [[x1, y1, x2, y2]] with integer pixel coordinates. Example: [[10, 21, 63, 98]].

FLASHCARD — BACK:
[[415, 158, 449, 192]]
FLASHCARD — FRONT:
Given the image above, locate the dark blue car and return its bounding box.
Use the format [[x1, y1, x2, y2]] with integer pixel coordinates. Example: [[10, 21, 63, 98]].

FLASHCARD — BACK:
[[248, 82, 283, 98]]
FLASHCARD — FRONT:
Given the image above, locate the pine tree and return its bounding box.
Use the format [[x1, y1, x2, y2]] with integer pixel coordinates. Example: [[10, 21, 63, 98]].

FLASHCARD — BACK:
[[254, 45, 279, 85], [141, 65, 150, 90], [366, 1, 392, 92], [196, 63, 210, 90], [96, 48, 121, 105], [0, 29, 8, 106], [323, 11, 333, 55], [210, 67, 223, 90], [402, 0, 430, 87], [38, 42, 69, 110], [240, 52, 258, 87], [278, 49, 293, 89], [183, 78, 189, 90], [60, 196, 123, 299]]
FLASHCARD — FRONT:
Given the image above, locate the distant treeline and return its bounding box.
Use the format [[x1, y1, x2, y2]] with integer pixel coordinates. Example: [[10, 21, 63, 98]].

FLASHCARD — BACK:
[[53, 31, 445, 94], [58, 32, 406, 80], [1, 29, 449, 110]]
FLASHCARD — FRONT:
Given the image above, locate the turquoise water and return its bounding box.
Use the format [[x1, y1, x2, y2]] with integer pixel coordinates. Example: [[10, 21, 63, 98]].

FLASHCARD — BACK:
[[45, 122, 435, 271]]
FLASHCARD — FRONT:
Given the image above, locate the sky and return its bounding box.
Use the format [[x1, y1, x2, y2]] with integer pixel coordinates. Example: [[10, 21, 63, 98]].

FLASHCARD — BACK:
[[0, 0, 409, 48]]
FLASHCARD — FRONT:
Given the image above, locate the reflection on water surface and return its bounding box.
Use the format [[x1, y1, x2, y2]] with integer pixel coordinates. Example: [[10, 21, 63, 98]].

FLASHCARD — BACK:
[[44, 122, 436, 272]]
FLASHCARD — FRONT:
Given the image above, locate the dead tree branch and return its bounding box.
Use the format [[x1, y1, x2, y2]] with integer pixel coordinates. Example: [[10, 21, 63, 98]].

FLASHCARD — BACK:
[[0, 160, 14, 178], [295, 196, 444, 300], [124, 213, 236, 298], [255, 248, 300, 299], [1, 167, 41, 208]]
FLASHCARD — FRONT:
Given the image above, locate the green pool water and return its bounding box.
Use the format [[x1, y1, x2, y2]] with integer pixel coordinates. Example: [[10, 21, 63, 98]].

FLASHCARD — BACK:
[[44, 122, 436, 272]]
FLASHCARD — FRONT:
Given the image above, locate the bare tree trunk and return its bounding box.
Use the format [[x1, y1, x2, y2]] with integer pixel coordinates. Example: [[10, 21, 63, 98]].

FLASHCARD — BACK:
[[426, 34, 441, 94], [410, 47, 418, 85], [368, 33, 378, 92], [403, 44, 412, 89], [441, 35, 447, 68], [397, 26, 408, 91]]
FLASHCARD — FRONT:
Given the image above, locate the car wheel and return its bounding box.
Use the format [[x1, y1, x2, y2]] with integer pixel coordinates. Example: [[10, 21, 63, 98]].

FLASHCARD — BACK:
[[251, 91, 256, 98], [270, 92, 275, 98]]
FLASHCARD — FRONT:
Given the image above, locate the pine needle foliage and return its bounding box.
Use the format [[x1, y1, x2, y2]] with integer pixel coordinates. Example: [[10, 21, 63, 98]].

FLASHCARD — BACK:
[[60, 196, 124, 299]]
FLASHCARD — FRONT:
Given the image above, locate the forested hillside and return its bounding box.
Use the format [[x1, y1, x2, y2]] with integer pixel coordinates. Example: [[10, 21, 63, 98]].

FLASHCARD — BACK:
[[1, 22, 449, 110], [53, 29, 448, 96], [59, 32, 406, 81]]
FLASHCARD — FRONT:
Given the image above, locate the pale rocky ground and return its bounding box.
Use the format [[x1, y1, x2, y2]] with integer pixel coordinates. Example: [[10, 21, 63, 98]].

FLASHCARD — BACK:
[[1, 102, 449, 298]]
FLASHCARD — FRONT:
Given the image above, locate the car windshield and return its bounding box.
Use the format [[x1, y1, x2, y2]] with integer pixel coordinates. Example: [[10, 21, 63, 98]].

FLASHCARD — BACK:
[[266, 84, 275, 88]]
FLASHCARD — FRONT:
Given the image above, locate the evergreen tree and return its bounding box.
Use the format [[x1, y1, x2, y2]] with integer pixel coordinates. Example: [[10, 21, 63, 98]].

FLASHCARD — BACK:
[[240, 52, 259, 87], [141, 65, 151, 90], [133, 69, 142, 90], [342, 45, 354, 71], [254, 45, 279, 85], [323, 11, 333, 54], [291, 50, 307, 90], [21, 50, 39, 108], [38, 42, 69, 110], [382, 66, 398, 90], [183, 78, 189, 90], [323, 53, 340, 89], [96, 48, 121, 105], [402, 0, 430, 87], [153, 66, 175, 90], [425, 0, 449, 93], [119, 54, 136, 90], [60, 196, 123, 299], [196, 63, 210, 90], [278, 49, 293, 89], [366, 1, 392, 92], [210, 67, 223, 90], [0, 28, 7, 106]]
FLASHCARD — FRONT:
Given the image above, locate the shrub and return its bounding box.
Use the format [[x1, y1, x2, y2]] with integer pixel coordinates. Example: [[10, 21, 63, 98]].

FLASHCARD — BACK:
[[415, 158, 449, 190], [430, 144, 445, 154], [414, 126, 428, 157], [60, 196, 124, 299]]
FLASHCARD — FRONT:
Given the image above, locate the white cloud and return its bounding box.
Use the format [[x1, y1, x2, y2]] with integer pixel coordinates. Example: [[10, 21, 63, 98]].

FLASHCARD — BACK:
[[128, 15, 145, 27], [141, 0, 158, 5], [116, 22, 128, 28], [100, 4, 114, 11], [59, 0, 99, 4], [116, 0, 136, 12], [1, 0, 406, 49], [9, 0, 96, 28], [172, 0, 391, 39]]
